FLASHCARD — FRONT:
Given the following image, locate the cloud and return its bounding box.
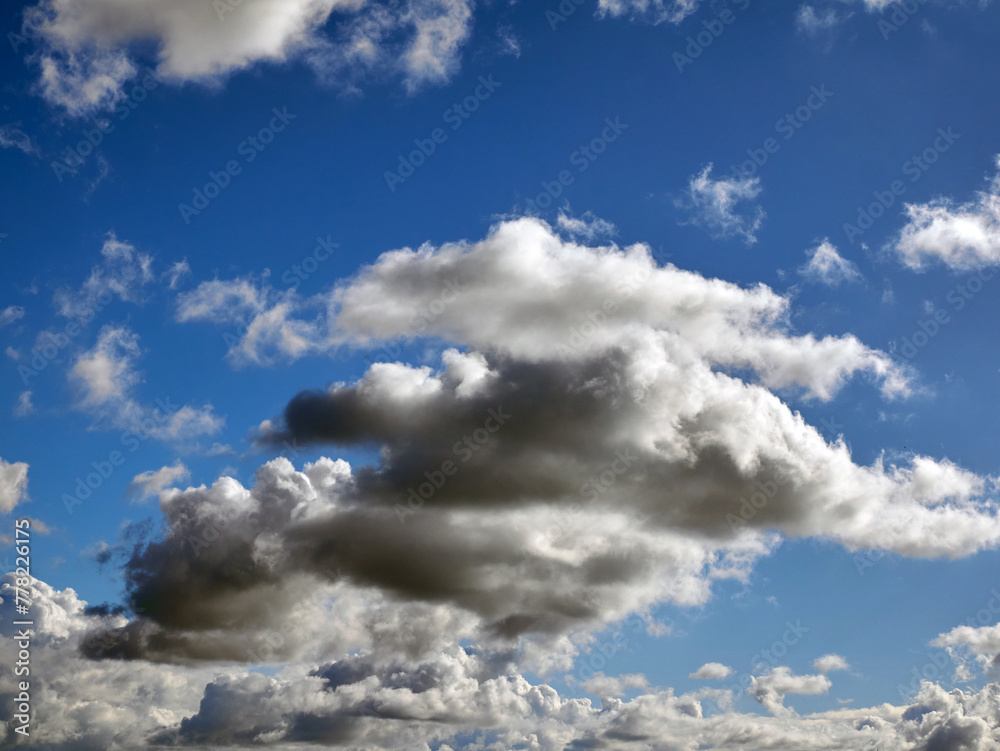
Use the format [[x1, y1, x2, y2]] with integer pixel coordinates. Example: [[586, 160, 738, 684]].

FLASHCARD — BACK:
[[22, 0, 476, 116], [690, 662, 733, 679], [70, 325, 141, 406], [127, 462, 190, 503], [0, 124, 37, 155], [0, 306, 25, 328], [798, 239, 864, 286], [675, 164, 766, 245], [206, 442, 236, 457], [90, 219, 1000, 670], [0, 459, 29, 513], [175, 276, 269, 324], [795, 4, 846, 36], [54, 233, 154, 320], [162, 259, 190, 290], [749, 666, 832, 716], [13, 391, 34, 418], [556, 209, 618, 242], [597, 0, 703, 25], [175, 276, 324, 366], [893, 155, 1000, 270], [814, 653, 850, 673], [10, 569, 1000, 749], [577, 671, 650, 697], [69, 325, 224, 443]]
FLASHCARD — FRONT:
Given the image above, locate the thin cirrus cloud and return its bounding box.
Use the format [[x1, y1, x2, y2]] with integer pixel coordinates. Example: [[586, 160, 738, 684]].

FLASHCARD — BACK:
[[675, 163, 767, 245]]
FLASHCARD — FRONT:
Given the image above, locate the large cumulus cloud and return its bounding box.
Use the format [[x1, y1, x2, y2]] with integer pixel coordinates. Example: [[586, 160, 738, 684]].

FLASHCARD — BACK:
[[80, 218, 1000, 669]]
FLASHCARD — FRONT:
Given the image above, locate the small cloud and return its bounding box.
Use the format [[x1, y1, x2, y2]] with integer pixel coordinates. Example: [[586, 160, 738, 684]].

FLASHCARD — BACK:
[[795, 4, 844, 36], [27, 518, 52, 534], [0, 458, 29, 513], [0, 306, 26, 328], [0, 124, 37, 155], [50, 556, 67, 569], [163, 259, 191, 290], [556, 210, 618, 242], [675, 164, 766, 245], [813, 654, 850, 674], [126, 461, 190, 503], [798, 239, 863, 286], [13, 391, 34, 418], [206, 442, 236, 457], [4, 346, 20, 361], [882, 279, 896, 304], [496, 24, 521, 57], [690, 662, 733, 680]]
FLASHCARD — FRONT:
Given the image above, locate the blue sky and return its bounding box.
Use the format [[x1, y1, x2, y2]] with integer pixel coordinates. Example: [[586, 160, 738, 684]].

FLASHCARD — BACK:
[[4, 0, 1000, 748]]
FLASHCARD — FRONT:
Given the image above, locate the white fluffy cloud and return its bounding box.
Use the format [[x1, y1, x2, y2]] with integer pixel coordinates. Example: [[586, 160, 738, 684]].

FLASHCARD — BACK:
[[127, 461, 190, 503], [70, 325, 224, 442], [22, 0, 476, 115], [799, 239, 864, 286], [749, 666, 832, 716], [814, 653, 850, 673], [675, 164, 766, 245], [894, 155, 1000, 270], [690, 662, 733, 679], [0, 459, 29, 513]]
